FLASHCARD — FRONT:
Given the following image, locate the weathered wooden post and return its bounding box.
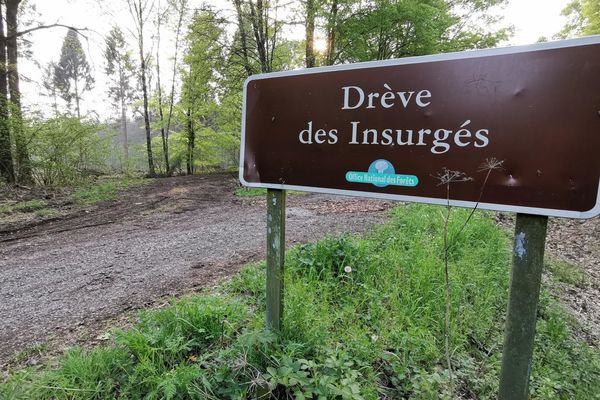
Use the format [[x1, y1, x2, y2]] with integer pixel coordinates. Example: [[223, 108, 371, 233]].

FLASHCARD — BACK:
[[499, 213, 548, 400], [266, 188, 286, 332]]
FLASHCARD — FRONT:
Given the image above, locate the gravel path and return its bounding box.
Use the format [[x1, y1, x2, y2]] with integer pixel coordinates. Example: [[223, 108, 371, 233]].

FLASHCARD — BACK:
[[0, 175, 392, 367]]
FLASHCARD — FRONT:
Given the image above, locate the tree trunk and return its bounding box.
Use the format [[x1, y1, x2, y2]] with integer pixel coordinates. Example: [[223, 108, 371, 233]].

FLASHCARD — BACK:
[[233, 0, 253, 76], [140, 48, 154, 176], [156, 53, 168, 174], [0, 3, 14, 183], [305, 0, 316, 68], [120, 92, 129, 164], [117, 61, 129, 164], [155, 2, 169, 175], [325, 0, 338, 66], [51, 90, 58, 116], [186, 106, 194, 175], [6, 0, 31, 183], [74, 75, 81, 119], [248, 0, 270, 73], [164, 0, 186, 176], [130, 0, 155, 177]]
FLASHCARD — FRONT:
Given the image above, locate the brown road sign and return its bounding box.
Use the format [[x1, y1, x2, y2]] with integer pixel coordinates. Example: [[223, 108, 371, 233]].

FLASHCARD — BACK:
[[240, 36, 600, 218]]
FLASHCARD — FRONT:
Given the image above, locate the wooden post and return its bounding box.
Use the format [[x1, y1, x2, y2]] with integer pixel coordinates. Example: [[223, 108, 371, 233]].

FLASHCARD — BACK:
[[499, 213, 548, 400], [266, 188, 286, 332]]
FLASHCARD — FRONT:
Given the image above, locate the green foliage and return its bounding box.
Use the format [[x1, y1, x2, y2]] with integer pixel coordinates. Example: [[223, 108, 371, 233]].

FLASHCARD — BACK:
[[3, 205, 599, 399], [13, 199, 46, 212], [71, 176, 149, 205], [235, 187, 267, 197], [151, 128, 239, 175], [315, 0, 511, 65], [559, 0, 600, 37], [0, 199, 47, 215], [72, 182, 118, 204], [27, 117, 111, 186], [178, 9, 236, 174]]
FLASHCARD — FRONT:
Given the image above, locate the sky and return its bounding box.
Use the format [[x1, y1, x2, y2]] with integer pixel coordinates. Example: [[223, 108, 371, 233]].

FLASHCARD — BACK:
[[20, 0, 572, 120]]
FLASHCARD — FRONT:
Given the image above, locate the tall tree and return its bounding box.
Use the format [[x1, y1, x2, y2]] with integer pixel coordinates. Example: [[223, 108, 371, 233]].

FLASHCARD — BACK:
[[0, 2, 14, 183], [154, 0, 168, 173], [0, 1, 89, 184], [163, 0, 187, 175], [54, 28, 94, 119], [6, 0, 31, 182], [127, 0, 155, 176], [305, 0, 316, 67], [324, 0, 340, 65], [181, 9, 223, 174], [104, 26, 135, 163], [318, 0, 510, 65], [232, 0, 282, 74], [232, 0, 254, 76]]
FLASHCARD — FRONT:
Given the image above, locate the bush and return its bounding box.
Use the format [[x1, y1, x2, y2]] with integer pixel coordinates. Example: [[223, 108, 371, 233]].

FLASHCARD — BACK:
[[27, 117, 111, 185]]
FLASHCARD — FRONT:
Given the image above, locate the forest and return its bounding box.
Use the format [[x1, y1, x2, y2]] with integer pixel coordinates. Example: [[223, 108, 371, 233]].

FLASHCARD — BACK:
[[0, 0, 514, 186], [0, 0, 596, 187]]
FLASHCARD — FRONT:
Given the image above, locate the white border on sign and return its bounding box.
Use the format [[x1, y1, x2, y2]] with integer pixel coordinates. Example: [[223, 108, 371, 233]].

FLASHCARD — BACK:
[[239, 35, 600, 219]]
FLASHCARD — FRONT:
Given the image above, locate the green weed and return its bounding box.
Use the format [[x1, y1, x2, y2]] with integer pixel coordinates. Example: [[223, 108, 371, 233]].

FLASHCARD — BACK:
[[34, 209, 56, 218], [0, 203, 13, 214], [0, 200, 48, 215], [12, 343, 50, 364], [72, 182, 118, 204], [2, 204, 599, 399], [546, 258, 586, 287], [72, 176, 149, 204], [235, 187, 266, 197]]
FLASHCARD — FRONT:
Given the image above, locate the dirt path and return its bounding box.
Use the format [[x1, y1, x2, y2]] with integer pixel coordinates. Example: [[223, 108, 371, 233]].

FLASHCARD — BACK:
[[0, 174, 393, 367], [545, 217, 600, 344], [496, 213, 600, 344]]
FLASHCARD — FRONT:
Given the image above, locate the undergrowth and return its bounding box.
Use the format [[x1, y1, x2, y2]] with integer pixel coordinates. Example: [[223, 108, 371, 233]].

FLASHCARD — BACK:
[[0, 199, 47, 215], [2, 204, 599, 399], [72, 176, 150, 204], [545, 258, 586, 287]]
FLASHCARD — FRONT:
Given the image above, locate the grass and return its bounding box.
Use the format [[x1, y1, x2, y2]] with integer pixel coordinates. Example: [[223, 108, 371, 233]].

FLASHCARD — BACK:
[[0, 200, 47, 215], [1, 204, 599, 399], [72, 176, 150, 205], [235, 187, 267, 197], [545, 258, 586, 287], [13, 200, 47, 212], [12, 343, 51, 365], [33, 208, 57, 218]]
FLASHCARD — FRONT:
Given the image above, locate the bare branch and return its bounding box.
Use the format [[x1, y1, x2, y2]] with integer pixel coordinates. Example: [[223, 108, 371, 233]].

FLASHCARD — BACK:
[[9, 24, 90, 40]]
